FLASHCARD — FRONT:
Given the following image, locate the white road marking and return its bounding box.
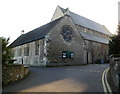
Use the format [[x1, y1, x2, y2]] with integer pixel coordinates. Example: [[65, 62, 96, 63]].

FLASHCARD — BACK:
[[65, 69, 100, 72], [105, 68, 112, 93], [102, 68, 112, 94], [102, 68, 108, 93]]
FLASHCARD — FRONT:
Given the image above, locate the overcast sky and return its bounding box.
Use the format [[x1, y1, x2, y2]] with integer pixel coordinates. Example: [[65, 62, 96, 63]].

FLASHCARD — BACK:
[[0, 0, 119, 43]]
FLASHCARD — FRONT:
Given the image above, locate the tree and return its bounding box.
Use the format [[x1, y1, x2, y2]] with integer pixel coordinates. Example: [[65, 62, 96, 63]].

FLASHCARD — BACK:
[[109, 25, 120, 55], [1, 37, 13, 64], [117, 24, 120, 35]]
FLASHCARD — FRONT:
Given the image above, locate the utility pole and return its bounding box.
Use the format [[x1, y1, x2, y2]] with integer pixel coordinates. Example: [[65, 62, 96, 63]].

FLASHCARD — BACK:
[[118, 2, 120, 36], [118, 1, 120, 24]]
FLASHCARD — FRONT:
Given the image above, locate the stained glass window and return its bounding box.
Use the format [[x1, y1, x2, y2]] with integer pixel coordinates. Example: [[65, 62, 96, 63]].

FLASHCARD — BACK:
[[61, 25, 73, 42]]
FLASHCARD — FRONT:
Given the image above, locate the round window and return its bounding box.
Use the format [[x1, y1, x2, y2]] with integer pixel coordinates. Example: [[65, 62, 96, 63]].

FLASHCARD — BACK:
[[61, 25, 73, 42]]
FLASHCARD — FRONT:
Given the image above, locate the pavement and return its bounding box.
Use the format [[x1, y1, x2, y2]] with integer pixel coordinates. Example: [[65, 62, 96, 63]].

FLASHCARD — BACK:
[[3, 64, 109, 93]]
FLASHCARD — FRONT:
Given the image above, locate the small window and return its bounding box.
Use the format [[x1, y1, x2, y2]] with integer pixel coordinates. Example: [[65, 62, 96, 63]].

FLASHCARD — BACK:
[[24, 45, 29, 56], [35, 41, 39, 55], [12, 49, 15, 57], [62, 51, 74, 59], [71, 52, 74, 58], [17, 48, 22, 56]]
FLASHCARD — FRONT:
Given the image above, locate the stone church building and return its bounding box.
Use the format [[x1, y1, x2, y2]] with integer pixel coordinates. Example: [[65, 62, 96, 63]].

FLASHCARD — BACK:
[[10, 6, 111, 66]]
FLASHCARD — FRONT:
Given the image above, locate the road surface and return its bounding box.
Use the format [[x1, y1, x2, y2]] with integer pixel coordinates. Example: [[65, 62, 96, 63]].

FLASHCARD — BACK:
[[3, 64, 109, 92]]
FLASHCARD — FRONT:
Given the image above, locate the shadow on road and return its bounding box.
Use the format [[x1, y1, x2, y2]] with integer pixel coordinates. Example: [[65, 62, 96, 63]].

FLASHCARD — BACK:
[[3, 64, 109, 92]]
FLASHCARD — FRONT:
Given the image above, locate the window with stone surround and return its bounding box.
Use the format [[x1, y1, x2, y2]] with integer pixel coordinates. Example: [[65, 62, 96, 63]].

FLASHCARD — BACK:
[[35, 41, 39, 55], [12, 49, 15, 57], [17, 48, 22, 56], [24, 45, 29, 56], [61, 25, 73, 42]]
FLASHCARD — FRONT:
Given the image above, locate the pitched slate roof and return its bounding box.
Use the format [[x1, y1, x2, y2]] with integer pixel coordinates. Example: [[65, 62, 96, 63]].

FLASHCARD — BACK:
[[59, 7, 111, 35], [10, 17, 62, 47], [79, 31, 109, 44]]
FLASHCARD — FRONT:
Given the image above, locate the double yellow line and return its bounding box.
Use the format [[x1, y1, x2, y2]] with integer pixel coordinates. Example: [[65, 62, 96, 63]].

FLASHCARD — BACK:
[[102, 68, 112, 94]]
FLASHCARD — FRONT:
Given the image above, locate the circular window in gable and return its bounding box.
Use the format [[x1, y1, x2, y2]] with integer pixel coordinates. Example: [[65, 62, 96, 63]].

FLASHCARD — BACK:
[[61, 25, 73, 42]]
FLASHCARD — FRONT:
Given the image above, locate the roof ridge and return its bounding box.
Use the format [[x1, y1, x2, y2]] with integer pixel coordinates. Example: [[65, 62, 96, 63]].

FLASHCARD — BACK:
[[59, 6, 102, 26], [59, 6, 103, 26], [10, 17, 63, 47], [59, 6, 67, 13], [25, 17, 63, 35], [59, 6, 111, 35], [70, 11, 103, 26]]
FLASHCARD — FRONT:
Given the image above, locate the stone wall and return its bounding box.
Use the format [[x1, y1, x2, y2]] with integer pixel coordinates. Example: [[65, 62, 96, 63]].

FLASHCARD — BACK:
[[51, 6, 64, 21], [12, 15, 109, 66], [85, 40, 109, 63], [2, 64, 29, 86], [76, 25, 109, 39], [47, 16, 85, 65], [109, 55, 120, 91], [13, 39, 45, 66]]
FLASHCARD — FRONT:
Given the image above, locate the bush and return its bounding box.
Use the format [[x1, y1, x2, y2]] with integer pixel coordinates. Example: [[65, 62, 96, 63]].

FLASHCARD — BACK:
[[109, 25, 120, 55], [1, 37, 13, 64]]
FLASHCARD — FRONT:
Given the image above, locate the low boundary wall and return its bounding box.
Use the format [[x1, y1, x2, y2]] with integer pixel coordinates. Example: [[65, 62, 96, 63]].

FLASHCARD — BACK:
[[2, 64, 29, 86], [109, 55, 120, 91]]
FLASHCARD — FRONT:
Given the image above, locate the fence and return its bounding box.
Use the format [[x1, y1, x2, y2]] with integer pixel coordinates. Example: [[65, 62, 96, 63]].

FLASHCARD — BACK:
[[109, 55, 120, 91]]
